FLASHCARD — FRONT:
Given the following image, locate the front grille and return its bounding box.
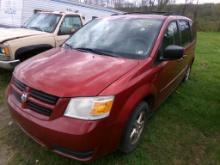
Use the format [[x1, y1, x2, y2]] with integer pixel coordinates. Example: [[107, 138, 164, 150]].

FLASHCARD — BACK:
[[30, 89, 58, 105], [27, 101, 52, 116], [11, 77, 59, 117], [14, 78, 26, 91]]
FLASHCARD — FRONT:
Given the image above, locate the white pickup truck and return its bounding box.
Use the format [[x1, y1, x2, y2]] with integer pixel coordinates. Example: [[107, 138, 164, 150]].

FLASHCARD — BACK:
[[0, 11, 84, 69]]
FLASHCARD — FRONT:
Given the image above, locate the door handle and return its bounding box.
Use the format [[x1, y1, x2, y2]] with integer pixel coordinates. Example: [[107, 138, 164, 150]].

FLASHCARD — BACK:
[[177, 57, 184, 61], [180, 55, 187, 60], [183, 55, 187, 58]]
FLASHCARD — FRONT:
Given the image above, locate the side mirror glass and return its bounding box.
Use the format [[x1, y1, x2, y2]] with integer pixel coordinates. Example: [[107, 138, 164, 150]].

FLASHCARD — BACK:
[[161, 45, 184, 61]]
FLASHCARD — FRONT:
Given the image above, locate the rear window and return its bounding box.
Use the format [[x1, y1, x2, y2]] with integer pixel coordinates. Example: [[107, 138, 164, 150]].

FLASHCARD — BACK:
[[178, 20, 192, 46]]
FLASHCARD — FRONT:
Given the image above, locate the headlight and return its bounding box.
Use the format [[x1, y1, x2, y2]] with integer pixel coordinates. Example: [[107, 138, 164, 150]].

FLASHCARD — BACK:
[[0, 46, 10, 57], [64, 96, 114, 120]]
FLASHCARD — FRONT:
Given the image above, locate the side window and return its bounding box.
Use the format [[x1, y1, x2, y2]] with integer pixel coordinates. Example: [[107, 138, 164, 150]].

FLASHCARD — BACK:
[[157, 21, 180, 61], [162, 21, 179, 50], [59, 15, 82, 35], [178, 20, 191, 46]]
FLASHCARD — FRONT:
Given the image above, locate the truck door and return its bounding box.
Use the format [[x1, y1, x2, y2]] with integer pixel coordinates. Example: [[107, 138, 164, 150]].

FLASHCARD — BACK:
[[56, 15, 83, 46]]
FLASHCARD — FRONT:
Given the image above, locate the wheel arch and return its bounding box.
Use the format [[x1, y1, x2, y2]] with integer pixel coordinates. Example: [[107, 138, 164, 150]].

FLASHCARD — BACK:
[[143, 94, 155, 111], [15, 44, 53, 61], [118, 83, 157, 125], [117, 84, 157, 151]]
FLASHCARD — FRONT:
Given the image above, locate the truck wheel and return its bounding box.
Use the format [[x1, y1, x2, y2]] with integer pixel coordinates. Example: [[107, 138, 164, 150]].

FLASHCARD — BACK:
[[120, 102, 149, 153]]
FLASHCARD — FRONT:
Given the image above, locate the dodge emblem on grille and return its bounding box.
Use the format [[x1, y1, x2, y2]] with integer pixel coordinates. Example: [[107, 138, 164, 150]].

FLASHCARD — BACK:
[[21, 92, 28, 103]]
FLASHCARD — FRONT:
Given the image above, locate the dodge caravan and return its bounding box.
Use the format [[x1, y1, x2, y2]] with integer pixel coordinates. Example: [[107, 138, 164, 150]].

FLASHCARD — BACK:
[[6, 12, 196, 161]]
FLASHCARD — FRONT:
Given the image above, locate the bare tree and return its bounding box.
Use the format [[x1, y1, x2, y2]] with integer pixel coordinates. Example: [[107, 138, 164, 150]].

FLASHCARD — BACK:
[[149, 0, 156, 10], [114, 0, 123, 8], [193, 0, 199, 34], [182, 0, 194, 15], [157, 0, 171, 10]]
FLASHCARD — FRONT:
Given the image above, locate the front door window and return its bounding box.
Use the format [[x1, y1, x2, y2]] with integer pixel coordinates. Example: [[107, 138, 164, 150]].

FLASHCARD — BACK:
[[59, 16, 82, 35]]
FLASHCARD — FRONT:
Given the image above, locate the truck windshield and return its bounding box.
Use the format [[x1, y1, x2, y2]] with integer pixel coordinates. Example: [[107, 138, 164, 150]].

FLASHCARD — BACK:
[[65, 17, 163, 59], [24, 13, 61, 33]]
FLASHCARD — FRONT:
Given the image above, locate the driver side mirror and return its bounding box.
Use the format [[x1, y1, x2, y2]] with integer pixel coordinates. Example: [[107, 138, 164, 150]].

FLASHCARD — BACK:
[[161, 45, 184, 61]]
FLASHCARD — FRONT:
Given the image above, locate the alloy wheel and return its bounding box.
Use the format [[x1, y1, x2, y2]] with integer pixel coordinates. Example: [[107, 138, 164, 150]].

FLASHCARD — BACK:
[[129, 111, 146, 145]]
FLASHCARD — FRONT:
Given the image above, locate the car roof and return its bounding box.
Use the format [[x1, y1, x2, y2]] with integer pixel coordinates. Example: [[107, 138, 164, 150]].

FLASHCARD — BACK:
[[110, 12, 191, 21], [38, 11, 81, 16]]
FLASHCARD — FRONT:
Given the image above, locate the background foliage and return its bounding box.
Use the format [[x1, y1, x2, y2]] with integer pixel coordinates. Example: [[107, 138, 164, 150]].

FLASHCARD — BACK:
[[117, 3, 220, 32]]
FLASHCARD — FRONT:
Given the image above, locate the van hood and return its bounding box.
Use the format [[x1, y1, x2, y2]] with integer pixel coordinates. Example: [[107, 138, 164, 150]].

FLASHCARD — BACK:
[[14, 48, 139, 97], [0, 27, 47, 43]]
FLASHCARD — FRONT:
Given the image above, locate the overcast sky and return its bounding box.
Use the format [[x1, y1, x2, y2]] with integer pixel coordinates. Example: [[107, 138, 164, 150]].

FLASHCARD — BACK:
[[129, 0, 220, 4]]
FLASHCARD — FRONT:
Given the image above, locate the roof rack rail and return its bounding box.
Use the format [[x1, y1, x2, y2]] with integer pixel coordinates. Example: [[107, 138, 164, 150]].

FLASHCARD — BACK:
[[123, 11, 178, 16]]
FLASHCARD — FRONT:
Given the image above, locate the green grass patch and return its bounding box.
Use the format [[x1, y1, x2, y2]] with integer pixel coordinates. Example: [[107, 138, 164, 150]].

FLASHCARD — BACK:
[[0, 32, 219, 165]]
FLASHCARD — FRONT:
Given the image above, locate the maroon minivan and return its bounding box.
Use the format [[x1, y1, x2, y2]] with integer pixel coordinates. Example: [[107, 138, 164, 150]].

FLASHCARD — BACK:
[[6, 12, 196, 161]]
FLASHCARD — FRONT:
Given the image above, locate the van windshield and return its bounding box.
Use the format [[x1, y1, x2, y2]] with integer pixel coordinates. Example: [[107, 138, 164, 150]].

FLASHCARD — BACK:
[[65, 17, 163, 59], [24, 13, 61, 33]]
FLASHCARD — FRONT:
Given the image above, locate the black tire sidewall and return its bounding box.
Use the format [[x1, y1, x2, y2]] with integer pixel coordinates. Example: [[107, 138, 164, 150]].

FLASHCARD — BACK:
[[120, 101, 149, 153], [183, 62, 193, 82]]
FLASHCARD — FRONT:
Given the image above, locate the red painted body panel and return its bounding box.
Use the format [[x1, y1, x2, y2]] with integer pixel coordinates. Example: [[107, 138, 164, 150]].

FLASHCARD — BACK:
[[14, 48, 139, 97], [7, 14, 196, 161]]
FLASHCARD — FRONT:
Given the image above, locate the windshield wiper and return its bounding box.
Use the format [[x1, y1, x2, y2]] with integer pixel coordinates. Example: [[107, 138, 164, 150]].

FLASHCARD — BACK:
[[29, 26, 43, 32], [64, 43, 74, 49], [74, 47, 119, 57]]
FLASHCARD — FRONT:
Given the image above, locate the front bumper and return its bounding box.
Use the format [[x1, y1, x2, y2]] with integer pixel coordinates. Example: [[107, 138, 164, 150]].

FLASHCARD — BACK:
[[7, 92, 120, 161], [0, 59, 20, 70]]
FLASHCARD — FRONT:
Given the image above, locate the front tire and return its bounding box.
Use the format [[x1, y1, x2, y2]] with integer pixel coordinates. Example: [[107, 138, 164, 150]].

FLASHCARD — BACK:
[[120, 102, 149, 153]]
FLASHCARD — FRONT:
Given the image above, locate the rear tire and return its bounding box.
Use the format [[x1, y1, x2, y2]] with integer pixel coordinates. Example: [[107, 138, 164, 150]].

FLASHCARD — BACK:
[[120, 102, 149, 153], [183, 64, 192, 82]]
